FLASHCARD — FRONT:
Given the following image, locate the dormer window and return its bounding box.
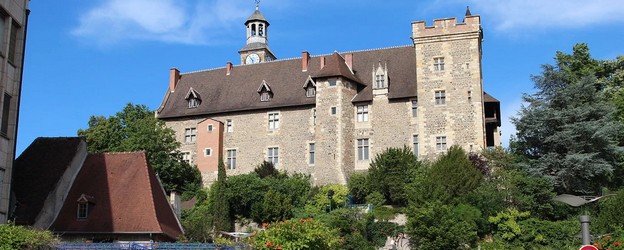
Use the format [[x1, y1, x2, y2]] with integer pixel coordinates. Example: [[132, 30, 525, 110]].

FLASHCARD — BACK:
[[185, 88, 201, 109], [77, 194, 95, 220], [303, 76, 316, 98], [257, 80, 273, 102], [372, 61, 388, 89]]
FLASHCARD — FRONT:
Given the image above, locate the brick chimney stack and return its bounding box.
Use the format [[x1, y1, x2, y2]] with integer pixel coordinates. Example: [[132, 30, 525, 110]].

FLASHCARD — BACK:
[[169, 68, 180, 92], [344, 53, 353, 71], [320, 56, 325, 69], [301, 51, 310, 72], [226, 62, 233, 75]]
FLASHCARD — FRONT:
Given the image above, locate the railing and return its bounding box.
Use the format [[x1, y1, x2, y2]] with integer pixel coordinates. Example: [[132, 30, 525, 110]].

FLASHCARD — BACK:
[[56, 242, 248, 250]]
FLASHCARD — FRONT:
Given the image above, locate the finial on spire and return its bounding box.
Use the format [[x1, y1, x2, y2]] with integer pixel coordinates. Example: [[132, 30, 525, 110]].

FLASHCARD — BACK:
[[465, 6, 472, 16], [255, 0, 260, 10]]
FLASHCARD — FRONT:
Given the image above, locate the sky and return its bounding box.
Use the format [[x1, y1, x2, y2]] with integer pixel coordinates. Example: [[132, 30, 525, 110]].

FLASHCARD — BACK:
[[17, 0, 624, 154]]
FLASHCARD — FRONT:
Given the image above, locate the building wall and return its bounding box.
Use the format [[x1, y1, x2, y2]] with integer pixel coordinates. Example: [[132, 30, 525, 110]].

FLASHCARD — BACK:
[[0, 0, 28, 224]]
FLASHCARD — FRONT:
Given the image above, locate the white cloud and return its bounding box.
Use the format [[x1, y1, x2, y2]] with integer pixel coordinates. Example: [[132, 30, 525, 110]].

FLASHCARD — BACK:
[[72, 0, 252, 46], [467, 0, 624, 32]]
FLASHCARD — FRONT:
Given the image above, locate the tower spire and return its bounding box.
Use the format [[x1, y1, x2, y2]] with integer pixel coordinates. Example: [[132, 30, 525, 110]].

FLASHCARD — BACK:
[[465, 6, 472, 16], [255, 0, 260, 10]]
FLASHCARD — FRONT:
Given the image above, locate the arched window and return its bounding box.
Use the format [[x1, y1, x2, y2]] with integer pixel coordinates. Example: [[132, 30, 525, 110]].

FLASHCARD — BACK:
[[259, 24, 264, 36], [251, 24, 256, 36]]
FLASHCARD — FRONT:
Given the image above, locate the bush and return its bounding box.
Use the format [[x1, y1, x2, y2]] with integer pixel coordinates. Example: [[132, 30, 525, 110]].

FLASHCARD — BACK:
[[366, 221, 403, 247], [347, 172, 369, 204], [0, 223, 57, 249], [309, 184, 348, 211], [365, 191, 385, 208], [253, 218, 341, 250], [406, 202, 479, 249], [368, 146, 420, 206]]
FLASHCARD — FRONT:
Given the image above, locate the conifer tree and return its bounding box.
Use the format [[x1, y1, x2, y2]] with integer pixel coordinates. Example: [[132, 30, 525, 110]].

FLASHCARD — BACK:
[[211, 158, 232, 232]]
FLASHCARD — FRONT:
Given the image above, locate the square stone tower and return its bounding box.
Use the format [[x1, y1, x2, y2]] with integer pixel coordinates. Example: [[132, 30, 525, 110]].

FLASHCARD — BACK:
[[411, 15, 485, 158]]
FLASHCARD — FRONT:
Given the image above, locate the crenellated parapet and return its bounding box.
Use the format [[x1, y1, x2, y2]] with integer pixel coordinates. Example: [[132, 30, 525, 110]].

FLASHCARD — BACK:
[[411, 16, 481, 43]]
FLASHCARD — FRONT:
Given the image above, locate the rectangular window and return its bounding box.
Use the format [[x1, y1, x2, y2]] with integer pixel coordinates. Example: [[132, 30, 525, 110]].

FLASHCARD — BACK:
[[331, 107, 337, 115], [184, 128, 197, 143], [226, 119, 233, 132], [77, 203, 88, 219], [207, 124, 213, 132], [0, 15, 5, 56], [357, 139, 369, 161], [309, 143, 315, 165], [357, 105, 369, 122], [375, 74, 385, 89], [436, 136, 447, 151], [268, 112, 280, 130], [268, 147, 279, 168], [306, 87, 316, 97], [182, 152, 191, 163], [260, 92, 271, 102], [204, 148, 212, 157], [1, 93, 11, 137], [227, 149, 237, 169], [8, 21, 18, 64], [434, 57, 445, 71], [411, 99, 418, 117], [435, 90, 446, 105], [413, 135, 419, 157], [329, 79, 337, 86]]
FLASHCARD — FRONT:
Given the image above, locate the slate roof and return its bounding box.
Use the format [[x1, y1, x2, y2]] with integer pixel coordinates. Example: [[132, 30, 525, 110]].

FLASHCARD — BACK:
[[157, 45, 419, 119], [13, 137, 84, 225], [245, 8, 269, 25], [49, 152, 183, 240]]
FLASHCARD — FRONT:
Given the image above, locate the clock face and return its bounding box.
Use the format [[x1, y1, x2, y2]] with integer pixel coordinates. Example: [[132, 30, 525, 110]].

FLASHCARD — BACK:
[[246, 53, 260, 64]]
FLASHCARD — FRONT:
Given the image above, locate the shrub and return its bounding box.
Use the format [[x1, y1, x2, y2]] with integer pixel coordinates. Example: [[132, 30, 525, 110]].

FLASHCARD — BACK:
[[0, 223, 57, 249], [253, 218, 341, 250]]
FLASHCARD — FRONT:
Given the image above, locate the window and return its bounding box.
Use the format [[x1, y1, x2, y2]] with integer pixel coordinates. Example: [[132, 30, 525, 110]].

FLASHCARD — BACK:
[[306, 87, 316, 97], [184, 128, 197, 143], [411, 99, 418, 117], [268, 112, 280, 130], [77, 203, 88, 219], [1, 93, 10, 137], [226, 120, 233, 132], [227, 149, 237, 169], [331, 107, 337, 115], [182, 152, 191, 163], [268, 147, 279, 168], [313, 108, 317, 125], [0, 15, 5, 56], [309, 143, 315, 165], [8, 21, 18, 64], [435, 90, 446, 105], [434, 57, 445, 71], [188, 98, 200, 108], [375, 74, 385, 89], [357, 105, 368, 122], [204, 148, 212, 157], [436, 136, 447, 151], [329, 79, 337, 86], [207, 124, 213, 132], [260, 91, 272, 102], [357, 139, 369, 161], [413, 135, 419, 157]]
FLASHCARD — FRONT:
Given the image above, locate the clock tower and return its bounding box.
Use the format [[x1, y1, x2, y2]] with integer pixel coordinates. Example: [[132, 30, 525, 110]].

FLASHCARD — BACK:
[[239, 3, 276, 65]]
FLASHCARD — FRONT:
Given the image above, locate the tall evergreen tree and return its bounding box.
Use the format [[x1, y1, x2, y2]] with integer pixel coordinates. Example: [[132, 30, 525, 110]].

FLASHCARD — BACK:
[[512, 44, 624, 194], [211, 158, 232, 232]]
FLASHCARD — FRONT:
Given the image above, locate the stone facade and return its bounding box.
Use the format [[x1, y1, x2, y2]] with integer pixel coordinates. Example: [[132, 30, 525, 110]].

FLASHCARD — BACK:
[[0, 0, 29, 223], [156, 9, 501, 187]]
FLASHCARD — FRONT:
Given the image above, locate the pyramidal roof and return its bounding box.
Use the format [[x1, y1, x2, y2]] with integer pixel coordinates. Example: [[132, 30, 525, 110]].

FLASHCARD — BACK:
[[245, 7, 269, 25]]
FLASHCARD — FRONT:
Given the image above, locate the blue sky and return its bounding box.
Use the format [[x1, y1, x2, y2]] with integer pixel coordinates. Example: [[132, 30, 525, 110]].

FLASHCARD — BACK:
[[17, 0, 624, 154]]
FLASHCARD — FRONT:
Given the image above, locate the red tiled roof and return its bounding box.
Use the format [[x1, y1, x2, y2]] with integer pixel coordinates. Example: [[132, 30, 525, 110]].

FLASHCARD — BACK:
[[13, 137, 84, 226], [49, 152, 183, 241]]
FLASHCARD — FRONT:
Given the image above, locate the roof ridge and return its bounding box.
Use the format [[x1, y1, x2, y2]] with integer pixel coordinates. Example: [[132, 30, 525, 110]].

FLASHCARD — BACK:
[[92, 151, 147, 155]]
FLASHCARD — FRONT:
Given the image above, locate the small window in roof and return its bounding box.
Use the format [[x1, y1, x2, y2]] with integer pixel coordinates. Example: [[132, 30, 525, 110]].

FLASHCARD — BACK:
[[257, 80, 273, 102], [185, 88, 201, 109]]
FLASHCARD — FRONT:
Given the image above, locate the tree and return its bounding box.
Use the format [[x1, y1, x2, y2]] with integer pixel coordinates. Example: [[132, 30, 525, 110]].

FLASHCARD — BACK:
[[254, 161, 280, 178], [367, 146, 420, 206], [347, 172, 369, 204], [406, 202, 480, 249], [211, 158, 232, 232], [511, 44, 624, 194], [253, 218, 341, 250], [78, 103, 201, 193], [0, 224, 58, 249]]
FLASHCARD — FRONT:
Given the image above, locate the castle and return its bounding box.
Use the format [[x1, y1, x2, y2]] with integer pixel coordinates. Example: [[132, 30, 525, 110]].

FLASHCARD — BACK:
[[156, 6, 501, 186]]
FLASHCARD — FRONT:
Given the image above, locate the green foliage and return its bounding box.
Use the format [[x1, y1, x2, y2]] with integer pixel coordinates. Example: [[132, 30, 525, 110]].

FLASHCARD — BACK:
[[253, 219, 341, 250], [211, 158, 232, 232], [511, 44, 624, 194], [366, 221, 404, 247], [406, 202, 479, 249], [308, 184, 348, 211], [365, 191, 385, 208], [594, 227, 624, 250], [347, 172, 369, 204], [77, 103, 201, 193], [488, 208, 531, 241], [181, 194, 214, 242], [594, 189, 624, 234], [367, 146, 420, 206], [0, 223, 57, 250], [254, 161, 280, 178], [225, 173, 269, 219], [251, 189, 294, 224]]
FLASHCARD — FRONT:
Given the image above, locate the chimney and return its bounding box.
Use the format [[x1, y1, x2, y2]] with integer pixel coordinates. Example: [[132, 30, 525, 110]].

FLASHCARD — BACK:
[[169, 68, 180, 92], [344, 53, 353, 71], [170, 191, 181, 219], [320, 56, 326, 69], [226, 62, 233, 75], [301, 51, 310, 72]]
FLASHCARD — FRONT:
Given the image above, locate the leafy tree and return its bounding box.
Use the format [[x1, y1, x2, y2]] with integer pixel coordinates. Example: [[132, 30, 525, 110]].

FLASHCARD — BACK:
[[511, 44, 624, 194], [251, 189, 294, 224], [211, 158, 232, 232], [181, 195, 214, 242], [367, 146, 420, 206], [0, 223, 57, 249], [77, 103, 201, 193], [253, 218, 341, 250], [347, 172, 369, 204], [225, 173, 269, 219], [254, 161, 280, 178], [594, 188, 624, 234], [406, 202, 479, 249], [308, 184, 349, 212]]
